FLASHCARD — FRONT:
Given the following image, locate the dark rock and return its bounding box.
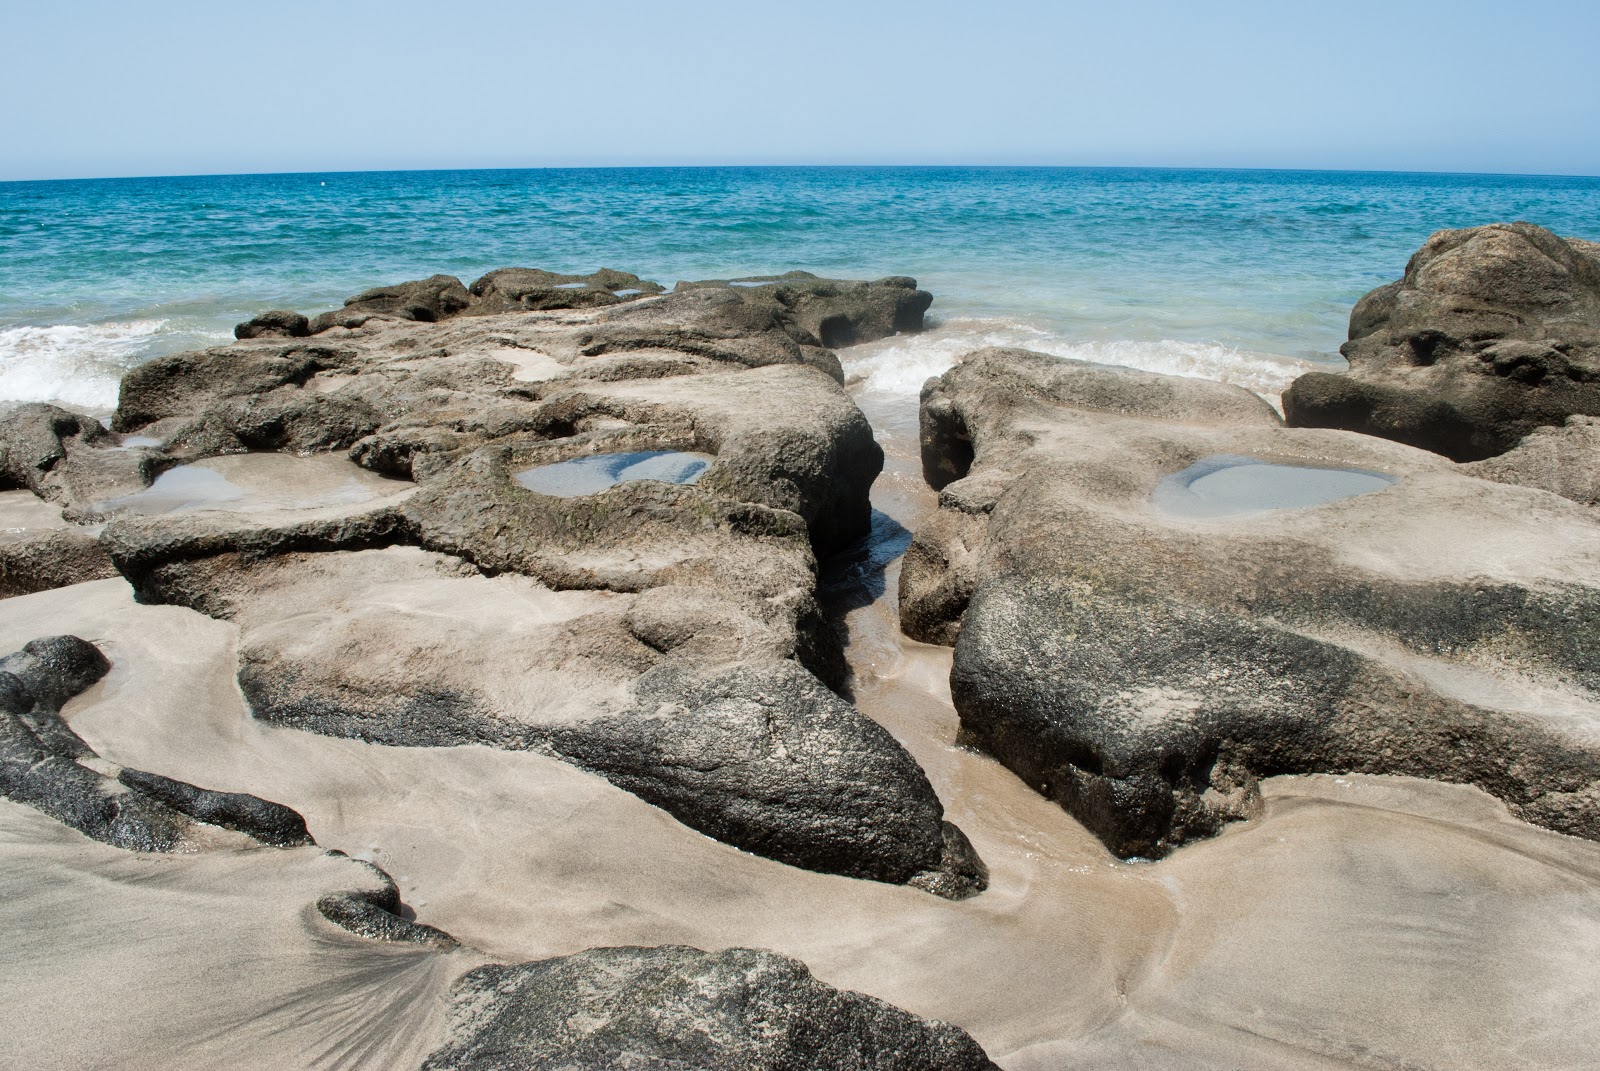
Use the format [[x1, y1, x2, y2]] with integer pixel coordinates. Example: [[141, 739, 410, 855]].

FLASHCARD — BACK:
[[468, 267, 664, 313], [0, 634, 320, 852], [422, 945, 1000, 1071], [309, 274, 473, 333], [908, 347, 1600, 857], [235, 310, 311, 340], [314, 854, 456, 947], [678, 272, 933, 348], [0, 403, 152, 510], [1283, 222, 1600, 460], [548, 661, 986, 896], [116, 767, 313, 847]]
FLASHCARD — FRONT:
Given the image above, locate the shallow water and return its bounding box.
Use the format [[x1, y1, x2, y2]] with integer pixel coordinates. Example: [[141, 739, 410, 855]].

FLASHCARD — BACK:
[[95, 454, 408, 517], [1152, 453, 1398, 518], [515, 451, 713, 498]]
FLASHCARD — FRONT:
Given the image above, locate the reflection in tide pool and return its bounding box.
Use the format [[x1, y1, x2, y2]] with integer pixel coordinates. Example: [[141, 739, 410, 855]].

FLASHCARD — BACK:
[[1154, 453, 1397, 518], [516, 451, 713, 498]]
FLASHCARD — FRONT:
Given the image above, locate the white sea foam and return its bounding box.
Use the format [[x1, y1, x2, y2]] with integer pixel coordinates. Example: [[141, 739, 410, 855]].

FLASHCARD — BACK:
[[840, 317, 1334, 409], [0, 320, 180, 412]]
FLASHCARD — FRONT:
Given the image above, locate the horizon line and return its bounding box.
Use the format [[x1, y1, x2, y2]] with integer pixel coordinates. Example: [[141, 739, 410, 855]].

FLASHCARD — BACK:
[[6, 162, 1600, 185]]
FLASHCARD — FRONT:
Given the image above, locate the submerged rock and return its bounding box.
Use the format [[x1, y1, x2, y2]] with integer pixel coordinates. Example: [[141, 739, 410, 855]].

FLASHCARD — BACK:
[[907, 347, 1600, 857], [423, 945, 1000, 1071], [1283, 222, 1600, 461]]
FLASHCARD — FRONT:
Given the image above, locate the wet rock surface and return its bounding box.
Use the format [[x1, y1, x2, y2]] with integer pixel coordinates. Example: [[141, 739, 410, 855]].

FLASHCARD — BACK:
[[422, 945, 999, 1071], [1283, 221, 1600, 461], [906, 346, 1600, 858]]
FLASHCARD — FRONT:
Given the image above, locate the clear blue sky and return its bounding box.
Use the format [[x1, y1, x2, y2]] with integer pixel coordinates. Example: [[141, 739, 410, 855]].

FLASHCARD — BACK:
[[6, 0, 1598, 180]]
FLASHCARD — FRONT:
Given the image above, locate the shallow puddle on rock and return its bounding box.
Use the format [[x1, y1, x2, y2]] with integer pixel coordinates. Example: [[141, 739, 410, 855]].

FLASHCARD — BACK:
[[516, 451, 713, 498], [94, 454, 406, 517], [1153, 453, 1397, 518]]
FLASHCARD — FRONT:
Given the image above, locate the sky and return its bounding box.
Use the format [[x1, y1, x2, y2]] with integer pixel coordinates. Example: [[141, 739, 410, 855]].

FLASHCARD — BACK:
[[4, 0, 1598, 181]]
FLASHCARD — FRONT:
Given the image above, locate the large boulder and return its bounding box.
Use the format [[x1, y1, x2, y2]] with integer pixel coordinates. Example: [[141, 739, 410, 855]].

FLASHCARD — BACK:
[[906, 347, 1600, 858], [422, 945, 1000, 1071], [677, 272, 934, 347], [1283, 222, 1600, 461]]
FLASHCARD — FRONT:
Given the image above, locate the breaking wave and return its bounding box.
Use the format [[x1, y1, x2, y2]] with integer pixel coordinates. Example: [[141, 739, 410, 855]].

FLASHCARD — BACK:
[[0, 320, 220, 413]]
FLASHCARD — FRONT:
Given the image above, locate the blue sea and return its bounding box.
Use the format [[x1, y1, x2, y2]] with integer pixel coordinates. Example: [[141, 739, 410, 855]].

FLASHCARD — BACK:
[[2, 166, 1597, 411]]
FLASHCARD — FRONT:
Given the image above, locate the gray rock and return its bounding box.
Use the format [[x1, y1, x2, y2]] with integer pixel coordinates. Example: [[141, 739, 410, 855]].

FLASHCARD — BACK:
[[678, 272, 934, 347], [1461, 414, 1600, 507], [907, 347, 1600, 857], [309, 274, 473, 333], [1283, 222, 1600, 461], [88, 268, 980, 893], [422, 945, 1000, 1071], [235, 310, 311, 339], [468, 267, 665, 313], [0, 529, 118, 598]]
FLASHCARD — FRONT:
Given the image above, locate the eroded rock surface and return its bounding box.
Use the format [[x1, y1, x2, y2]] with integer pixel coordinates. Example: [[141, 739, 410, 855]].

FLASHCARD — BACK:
[[422, 945, 999, 1071], [60, 269, 977, 894], [906, 347, 1600, 858], [1283, 221, 1600, 461]]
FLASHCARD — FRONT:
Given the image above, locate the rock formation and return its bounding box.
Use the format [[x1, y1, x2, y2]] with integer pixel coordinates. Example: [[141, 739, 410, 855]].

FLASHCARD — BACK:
[[906, 347, 1600, 858], [2, 269, 980, 896], [1283, 222, 1600, 461], [422, 945, 999, 1071]]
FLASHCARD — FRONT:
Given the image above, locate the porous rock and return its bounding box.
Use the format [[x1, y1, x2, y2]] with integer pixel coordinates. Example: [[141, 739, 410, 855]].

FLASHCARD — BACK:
[[422, 945, 1000, 1071], [1283, 222, 1600, 461], [907, 347, 1600, 858], [467, 267, 665, 313], [92, 270, 981, 894], [308, 274, 474, 333]]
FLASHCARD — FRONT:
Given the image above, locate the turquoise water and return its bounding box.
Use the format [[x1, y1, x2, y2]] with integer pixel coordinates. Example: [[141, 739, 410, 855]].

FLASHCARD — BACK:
[[3, 167, 1597, 409]]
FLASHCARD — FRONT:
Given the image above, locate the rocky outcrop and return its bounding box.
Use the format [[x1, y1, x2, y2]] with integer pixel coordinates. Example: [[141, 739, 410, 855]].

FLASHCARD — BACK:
[[677, 272, 934, 348], [906, 347, 1600, 858], [467, 267, 665, 313], [84, 268, 977, 895], [309, 274, 474, 333], [422, 945, 1000, 1071], [1283, 222, 1600, 461], [0, 635, 315, 851], [235, 310, 311, 339]]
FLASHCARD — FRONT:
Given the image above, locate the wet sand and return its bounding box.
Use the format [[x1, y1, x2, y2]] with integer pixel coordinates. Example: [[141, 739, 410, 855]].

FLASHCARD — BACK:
[[2, 380, 1598, 1069]]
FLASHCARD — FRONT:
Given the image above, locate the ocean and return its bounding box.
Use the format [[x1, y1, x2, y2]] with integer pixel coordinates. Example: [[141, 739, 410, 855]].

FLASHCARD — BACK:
[[3, 166, 1598, 411]]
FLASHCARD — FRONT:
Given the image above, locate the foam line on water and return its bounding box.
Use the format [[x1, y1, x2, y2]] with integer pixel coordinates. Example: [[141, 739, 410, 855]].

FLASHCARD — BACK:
[[841, 317, 1335, 407]]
